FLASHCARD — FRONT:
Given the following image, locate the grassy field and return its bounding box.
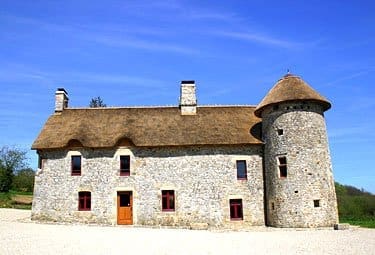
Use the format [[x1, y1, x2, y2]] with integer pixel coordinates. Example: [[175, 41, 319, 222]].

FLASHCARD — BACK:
[[0, 190, 32, 210], [340, 216, 375, 228]]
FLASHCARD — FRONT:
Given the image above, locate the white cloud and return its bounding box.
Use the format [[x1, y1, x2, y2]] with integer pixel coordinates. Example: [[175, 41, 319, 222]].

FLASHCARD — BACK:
[[325, 68, 375, 86], [86, 34, 198, 55], [213, 30, 317, 49]]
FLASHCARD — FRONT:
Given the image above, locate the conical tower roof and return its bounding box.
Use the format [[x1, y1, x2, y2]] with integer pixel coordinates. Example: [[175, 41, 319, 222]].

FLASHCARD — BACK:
[[254, 74, 331, 117]]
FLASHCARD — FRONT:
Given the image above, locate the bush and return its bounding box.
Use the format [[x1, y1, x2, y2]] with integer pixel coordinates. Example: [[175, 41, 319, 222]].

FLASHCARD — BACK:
[[12, 168, 35, 192]]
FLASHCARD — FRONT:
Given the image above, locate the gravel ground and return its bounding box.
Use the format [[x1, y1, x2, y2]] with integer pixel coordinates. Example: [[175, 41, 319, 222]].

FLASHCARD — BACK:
[[0, 209, 374, 255]]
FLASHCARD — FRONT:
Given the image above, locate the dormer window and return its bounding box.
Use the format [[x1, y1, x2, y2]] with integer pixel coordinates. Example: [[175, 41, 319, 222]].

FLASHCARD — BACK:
[[71, 156, 81, 176], [120, 155, 130, 176], [236, 160, 247, 180]]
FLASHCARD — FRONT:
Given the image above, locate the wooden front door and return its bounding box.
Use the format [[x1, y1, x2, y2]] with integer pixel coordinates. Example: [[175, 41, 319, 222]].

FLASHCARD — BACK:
[[117, 191, 133, 225]]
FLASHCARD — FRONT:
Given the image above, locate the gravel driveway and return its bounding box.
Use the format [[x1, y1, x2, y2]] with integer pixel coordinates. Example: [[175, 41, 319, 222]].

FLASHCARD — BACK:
[[0, 208, 374, 255]]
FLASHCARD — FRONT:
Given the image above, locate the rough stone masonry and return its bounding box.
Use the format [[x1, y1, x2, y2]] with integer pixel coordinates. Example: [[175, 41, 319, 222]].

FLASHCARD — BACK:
[[31, 75, 339, 229]]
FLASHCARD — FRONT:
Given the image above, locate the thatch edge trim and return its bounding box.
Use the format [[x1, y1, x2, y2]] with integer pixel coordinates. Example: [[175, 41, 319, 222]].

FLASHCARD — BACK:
[[254, 99, 331, 117]]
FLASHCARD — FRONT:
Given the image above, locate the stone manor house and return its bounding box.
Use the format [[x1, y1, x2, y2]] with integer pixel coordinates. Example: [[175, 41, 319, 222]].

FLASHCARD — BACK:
[[31, 74, 339, 229]]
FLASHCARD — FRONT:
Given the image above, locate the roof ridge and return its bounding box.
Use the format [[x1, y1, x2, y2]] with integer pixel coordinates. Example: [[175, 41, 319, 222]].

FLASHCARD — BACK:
[[66, 105, 177, 110], [199, 104, 257, 107], [63, 104, 257, 110]]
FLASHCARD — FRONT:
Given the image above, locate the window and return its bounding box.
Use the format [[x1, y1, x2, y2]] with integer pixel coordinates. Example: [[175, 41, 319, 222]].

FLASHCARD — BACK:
[[236, 160, 247, 180], [278, 156, 287, 178], [71, 156, 81, 176], [230, 199, 243, 220], [277, 129, 284, 135], [314, 199, 320, 207], [162, 190, 175, 211], [120, 155, 130, 176], [78, 191, 91, 211]]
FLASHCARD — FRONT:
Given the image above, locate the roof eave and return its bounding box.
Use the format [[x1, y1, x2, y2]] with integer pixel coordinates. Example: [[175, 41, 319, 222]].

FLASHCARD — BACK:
[[254, 99, 331, 117]]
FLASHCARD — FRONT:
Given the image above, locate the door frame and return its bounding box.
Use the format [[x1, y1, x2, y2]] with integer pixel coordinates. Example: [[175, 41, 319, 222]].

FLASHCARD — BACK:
[[117, 191, 133, 225]]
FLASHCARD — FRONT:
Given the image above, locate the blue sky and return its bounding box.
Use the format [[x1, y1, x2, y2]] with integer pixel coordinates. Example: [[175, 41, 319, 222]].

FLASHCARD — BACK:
[[0, 1, 374, 192]]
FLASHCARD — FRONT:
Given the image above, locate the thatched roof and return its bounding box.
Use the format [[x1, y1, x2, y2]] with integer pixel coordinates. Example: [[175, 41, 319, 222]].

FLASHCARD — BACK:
[[32, 106, 262, 149], [254, 74, 331, 117]]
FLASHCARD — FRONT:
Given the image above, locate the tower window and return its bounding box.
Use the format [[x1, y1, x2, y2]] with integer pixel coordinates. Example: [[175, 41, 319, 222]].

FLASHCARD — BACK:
[[236, 160, 247, 180], [278, 156, 287, 178], [277, 129, 283, 135], [314, 199, 320, 207]]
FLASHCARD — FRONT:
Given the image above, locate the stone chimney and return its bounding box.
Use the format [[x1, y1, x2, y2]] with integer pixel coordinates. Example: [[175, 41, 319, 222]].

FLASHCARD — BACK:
[[55, 88, 69, 112], [179, 80, 197, 115]]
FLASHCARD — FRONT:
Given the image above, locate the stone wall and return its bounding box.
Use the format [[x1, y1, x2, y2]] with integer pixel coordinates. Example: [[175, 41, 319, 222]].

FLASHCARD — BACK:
[[32, 145, 264, 229], [261, 101, 338, 227]]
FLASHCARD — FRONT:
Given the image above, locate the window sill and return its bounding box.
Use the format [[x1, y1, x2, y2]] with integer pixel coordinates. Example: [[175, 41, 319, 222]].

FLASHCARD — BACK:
[[162, 209, 175, 212], [237, 178, 247, 181], [71, 173, 81, 176], [120, 173, 130, 176], [78, 209, 91, 211], [230, 218, 243, 221]]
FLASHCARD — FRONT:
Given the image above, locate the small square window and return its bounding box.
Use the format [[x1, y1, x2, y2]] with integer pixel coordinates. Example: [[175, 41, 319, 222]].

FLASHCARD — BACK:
[[277, 129, 283, 135], [78, 191, 91, 211], [71, 156, 81, 176], [120, 155, 130, 176], [230, 199, 243, 220], [162, 190, 175, 211], [314, 199, 320, 207], [236, 160, 247, 180], [278, 156, 287, 178]]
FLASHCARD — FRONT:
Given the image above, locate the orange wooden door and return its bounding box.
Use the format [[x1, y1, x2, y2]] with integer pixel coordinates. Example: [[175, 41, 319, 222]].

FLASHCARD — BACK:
[[117, 192, 133, 225]]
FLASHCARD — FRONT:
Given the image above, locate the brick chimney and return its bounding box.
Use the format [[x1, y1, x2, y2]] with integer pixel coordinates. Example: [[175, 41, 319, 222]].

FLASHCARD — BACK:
[[55, 88, 68, 112], [179, 80, 197, 115]]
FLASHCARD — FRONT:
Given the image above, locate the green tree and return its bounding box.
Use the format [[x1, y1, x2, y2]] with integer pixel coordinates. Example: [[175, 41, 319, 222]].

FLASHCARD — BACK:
[[0, 146, 28, 192], [12, 168, 35, 192], [335, 182, 375, 218], [89, 96, 107, 107]]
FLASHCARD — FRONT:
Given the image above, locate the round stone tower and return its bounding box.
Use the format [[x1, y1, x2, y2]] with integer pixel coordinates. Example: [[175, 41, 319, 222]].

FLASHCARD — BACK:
[[255, 74, 338, 227]]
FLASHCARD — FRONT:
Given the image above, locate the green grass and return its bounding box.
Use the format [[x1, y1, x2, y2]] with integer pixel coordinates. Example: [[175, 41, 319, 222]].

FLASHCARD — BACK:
[[340, 216, 375, 228], [0, 190, 33, 210], [8, 190, 33, 196]]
